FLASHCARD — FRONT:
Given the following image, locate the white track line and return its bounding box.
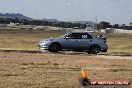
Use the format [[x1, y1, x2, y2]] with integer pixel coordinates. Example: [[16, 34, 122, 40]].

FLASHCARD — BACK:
[[84, 68, 132, 70], [98, 55, 132, 59]]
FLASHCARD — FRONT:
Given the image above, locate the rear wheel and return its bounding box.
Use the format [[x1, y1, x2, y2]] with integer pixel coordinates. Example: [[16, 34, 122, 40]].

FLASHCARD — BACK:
[[89, 45, 100, 54], [48, 43, 61, 52]]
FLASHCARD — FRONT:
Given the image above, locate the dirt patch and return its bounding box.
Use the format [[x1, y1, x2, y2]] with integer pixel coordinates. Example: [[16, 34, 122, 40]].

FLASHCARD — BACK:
[[0, 49, 132, 61], [108, 52, 132, 56], [0, 49, 42, 54], [0, 51, 132, 88]]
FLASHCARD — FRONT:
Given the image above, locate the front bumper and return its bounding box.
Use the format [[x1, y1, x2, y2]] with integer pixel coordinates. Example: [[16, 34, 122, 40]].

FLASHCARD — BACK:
[[39, 46, 49, 50], [39, 43, 49, 50]]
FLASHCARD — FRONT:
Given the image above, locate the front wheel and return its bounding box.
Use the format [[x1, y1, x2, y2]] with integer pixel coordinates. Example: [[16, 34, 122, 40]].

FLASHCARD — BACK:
[[48, 43, 60, 52], [89, 45, 100, 54]]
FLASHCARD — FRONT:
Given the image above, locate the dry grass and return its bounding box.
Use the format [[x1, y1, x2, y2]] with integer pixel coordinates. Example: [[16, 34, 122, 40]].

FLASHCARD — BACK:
[[94, 32, 132, 53], [0, 29, 132, 53], [0, 52, 132, 88], [0, 29, 65, 50], [0, 28, 132, 88], [106, 33, 132, 53]]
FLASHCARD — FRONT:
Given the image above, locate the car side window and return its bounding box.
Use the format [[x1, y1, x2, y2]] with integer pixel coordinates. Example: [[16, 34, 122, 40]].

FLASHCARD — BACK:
[[81, 33, 93, 39], [67, 33, 81, 39]]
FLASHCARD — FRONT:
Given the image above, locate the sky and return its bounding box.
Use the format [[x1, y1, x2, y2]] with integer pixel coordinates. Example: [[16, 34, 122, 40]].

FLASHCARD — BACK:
[[0, 0, 132, 25]]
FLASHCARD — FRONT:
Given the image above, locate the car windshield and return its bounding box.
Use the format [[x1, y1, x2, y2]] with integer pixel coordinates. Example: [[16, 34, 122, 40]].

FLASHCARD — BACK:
[[59, 33, 70, 39], [89, 33, 96, 38]]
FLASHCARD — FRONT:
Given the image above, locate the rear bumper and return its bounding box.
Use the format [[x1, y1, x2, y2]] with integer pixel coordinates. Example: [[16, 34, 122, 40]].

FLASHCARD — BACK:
[[101, 49, 107, 52], [100, 44, 108, 52]]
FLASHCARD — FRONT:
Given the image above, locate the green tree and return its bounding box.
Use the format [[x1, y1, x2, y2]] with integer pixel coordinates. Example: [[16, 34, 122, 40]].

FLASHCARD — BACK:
[[97, 21, 111, 30], [121, 24, 126, 29], [0, 17, 5, 24], [113, 24, 119, 28]]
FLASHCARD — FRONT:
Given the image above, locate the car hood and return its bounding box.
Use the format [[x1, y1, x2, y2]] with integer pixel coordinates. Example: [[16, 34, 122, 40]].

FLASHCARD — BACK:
[[47, 38, 59, 41], [40, 38, 58, 42]]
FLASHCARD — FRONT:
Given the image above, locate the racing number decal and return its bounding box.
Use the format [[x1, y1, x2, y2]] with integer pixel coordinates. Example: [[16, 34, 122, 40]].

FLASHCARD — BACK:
[[82, 35, 87, 39]]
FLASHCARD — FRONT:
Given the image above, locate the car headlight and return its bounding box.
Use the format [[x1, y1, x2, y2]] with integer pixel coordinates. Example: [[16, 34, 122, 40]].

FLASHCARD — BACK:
[[40, 40, 48, 44], [43, 41, 48, 43]]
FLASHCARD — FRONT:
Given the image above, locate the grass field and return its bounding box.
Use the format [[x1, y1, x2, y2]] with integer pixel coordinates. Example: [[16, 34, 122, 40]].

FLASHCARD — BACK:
[[0, 29, 132, 53], [0, 29, 64, 50], [0, 28, 132, 88], [93, 32, 132, 53]]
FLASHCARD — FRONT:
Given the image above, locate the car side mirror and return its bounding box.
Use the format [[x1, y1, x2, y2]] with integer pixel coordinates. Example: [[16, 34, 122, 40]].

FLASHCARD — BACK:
[[65, 37, 70, 39]]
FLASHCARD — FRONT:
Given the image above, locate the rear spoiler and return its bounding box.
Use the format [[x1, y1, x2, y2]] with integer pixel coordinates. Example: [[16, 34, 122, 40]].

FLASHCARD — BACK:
[[97, 35, 107, 40]]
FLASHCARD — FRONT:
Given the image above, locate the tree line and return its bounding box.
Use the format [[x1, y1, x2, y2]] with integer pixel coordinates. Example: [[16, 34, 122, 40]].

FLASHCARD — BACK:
[[0, 17, 87, 29], [0, 17, 131, 30], [97, 21, 132, 30]]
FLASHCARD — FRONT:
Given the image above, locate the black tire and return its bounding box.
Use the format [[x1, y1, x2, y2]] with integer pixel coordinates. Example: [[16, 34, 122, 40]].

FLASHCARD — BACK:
[[90, 45, 100, 54], [80, 77, 91, 86], [48, 43, 61, 52]]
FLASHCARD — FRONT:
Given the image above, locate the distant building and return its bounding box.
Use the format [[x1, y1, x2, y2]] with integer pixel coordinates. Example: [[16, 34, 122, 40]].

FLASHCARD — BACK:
[[7, 22, 19, 27], [100, 28, 132, 33], [20, 25, 35, 30], [0, 24, 6, 27], [85, 23, 95, 32]]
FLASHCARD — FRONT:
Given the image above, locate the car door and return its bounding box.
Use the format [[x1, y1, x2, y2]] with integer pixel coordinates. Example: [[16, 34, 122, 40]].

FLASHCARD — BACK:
[[77, 33, 93, 50], [61, 33, 81, 50]]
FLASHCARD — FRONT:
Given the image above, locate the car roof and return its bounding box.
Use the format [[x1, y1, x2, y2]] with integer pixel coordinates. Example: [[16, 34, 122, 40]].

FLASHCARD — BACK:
[[70, 31, 91, 34]]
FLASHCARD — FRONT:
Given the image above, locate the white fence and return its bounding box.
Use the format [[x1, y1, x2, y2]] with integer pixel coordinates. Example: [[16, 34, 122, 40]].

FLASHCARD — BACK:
[[101, 28, 132, 33]]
